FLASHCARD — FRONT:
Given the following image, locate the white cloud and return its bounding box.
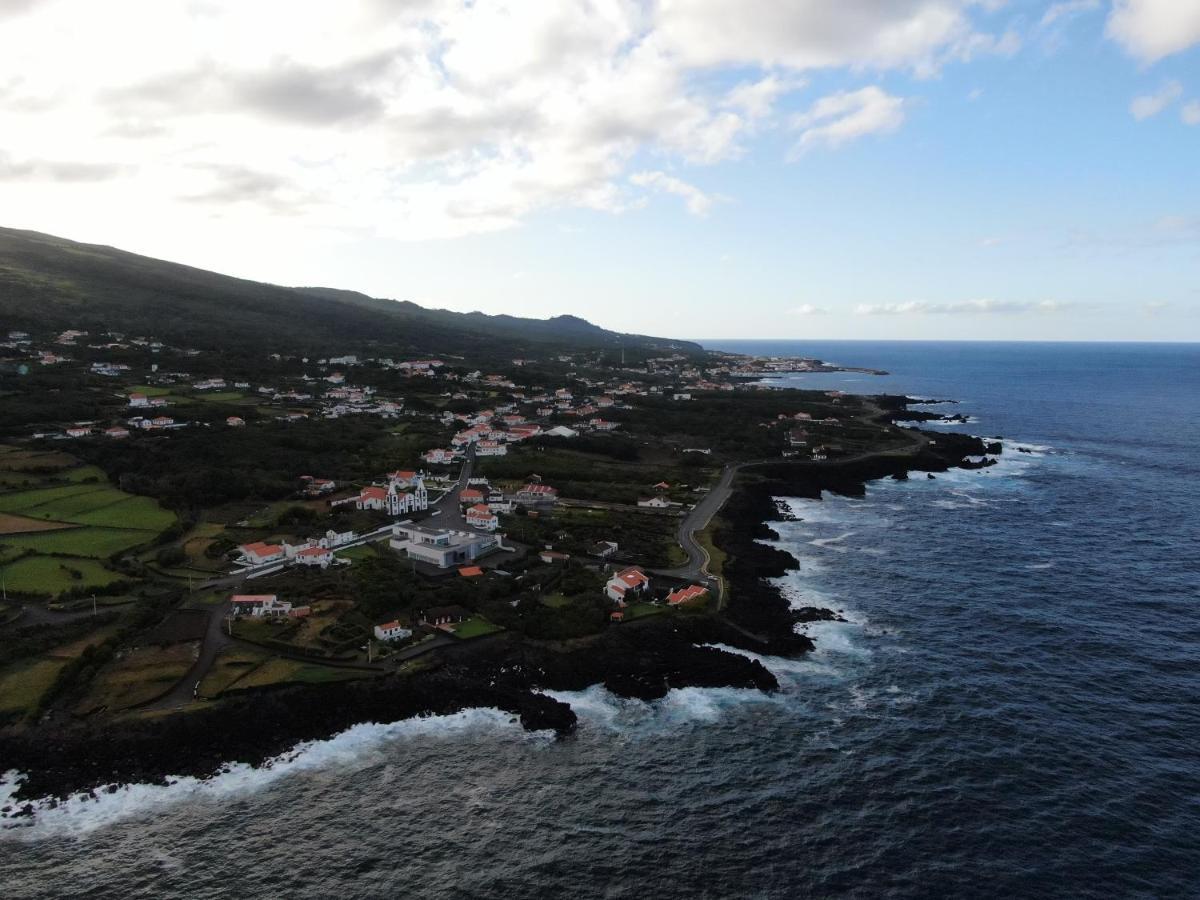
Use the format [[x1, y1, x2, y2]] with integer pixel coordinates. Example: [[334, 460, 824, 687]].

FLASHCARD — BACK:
[[1106, 0, 1200, 63], [629, 170, 714, 216], [854, 299, 1080, 315], [1182, 100, 1200, 125], [655, 0, 1008, 77], [1129, 80, 1182, 119], [0, 0, 1012, 246], [790, 86, 906, 153], [1041, 0, 1101, 28], [789, 304, 829, 315]]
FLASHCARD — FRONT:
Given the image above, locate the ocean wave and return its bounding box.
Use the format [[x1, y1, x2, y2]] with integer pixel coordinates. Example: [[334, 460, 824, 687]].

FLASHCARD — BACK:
[[537, 684, 773, 732], [0, 707, 527, 839]]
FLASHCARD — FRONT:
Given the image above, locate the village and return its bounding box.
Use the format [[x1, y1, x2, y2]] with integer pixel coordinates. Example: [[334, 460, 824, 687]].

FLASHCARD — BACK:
[[0, 323, 910, 717]]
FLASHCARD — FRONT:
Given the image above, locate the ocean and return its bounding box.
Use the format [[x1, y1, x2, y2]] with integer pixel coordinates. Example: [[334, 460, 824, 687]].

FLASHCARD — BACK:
[[2, 341, 1198, 898]]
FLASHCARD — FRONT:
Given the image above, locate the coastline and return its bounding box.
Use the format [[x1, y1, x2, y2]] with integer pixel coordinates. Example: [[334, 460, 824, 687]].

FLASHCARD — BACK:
[[0, 417, 997, 814]]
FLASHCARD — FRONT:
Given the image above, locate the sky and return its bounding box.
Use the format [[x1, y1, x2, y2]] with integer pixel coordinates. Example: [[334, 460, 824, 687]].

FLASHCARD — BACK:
[[0, 0, 1198, 342]]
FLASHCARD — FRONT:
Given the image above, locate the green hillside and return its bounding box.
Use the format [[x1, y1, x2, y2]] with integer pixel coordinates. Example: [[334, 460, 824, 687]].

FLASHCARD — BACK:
[[0, 227, 698, 357]]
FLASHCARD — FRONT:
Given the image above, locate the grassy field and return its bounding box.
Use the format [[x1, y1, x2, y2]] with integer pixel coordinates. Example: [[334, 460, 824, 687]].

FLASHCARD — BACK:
[[197, 391, 245, 402], [0, 555, 126, 594], [198, 645, 271, 698], [453, 616, 504, 639], [72, 495, 177, 530], [0, 512, 77, 535], [0, 526, 155, 558], [129, 384, 172, 397], [0, 483, 107, 514], [0, 657, 68, 720], [336, 543, 377, 562], [75, 642, 198, 713], [233, 657, 368, 690], [624, 602, 667, 620]]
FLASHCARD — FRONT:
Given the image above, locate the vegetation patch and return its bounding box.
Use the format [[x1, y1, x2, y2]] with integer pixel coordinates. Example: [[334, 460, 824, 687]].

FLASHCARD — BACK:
[[0, 555, 125, 594], [0, 512, 78, 535], [75, 641, 198, 713], [71, 495, 177, 531], [0, 526, 155, 558], [0, 657, 69, 720], [452, 616, 504, 639]]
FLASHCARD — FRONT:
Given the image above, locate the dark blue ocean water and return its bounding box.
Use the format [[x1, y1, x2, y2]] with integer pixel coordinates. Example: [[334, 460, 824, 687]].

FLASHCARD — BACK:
[[2, 341, 1198, 898]]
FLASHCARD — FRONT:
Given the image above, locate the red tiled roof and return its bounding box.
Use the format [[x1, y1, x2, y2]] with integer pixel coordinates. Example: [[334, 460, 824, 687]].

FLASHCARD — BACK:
[[667, 584, 709, 605], [240, 541, 283, 556], [232, 594, 277, 603], [459, 566, 484, 577]]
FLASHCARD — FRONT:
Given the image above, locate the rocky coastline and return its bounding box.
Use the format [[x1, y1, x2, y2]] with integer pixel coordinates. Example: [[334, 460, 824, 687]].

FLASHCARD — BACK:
[[0, 420, 997, 810]]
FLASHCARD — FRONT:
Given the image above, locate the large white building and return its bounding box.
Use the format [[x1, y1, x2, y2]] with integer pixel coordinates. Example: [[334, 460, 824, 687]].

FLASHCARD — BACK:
[[391, 524, 502, 568]]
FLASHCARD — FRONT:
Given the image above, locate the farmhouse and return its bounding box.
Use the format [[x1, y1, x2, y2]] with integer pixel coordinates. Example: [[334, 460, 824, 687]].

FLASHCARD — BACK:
[[637, 496, 672, 508]]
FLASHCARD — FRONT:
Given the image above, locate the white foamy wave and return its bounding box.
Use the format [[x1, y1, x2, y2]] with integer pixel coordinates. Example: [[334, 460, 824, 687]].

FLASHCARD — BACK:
[[0, 707, 524, 839], [537, 683, 774, 733]]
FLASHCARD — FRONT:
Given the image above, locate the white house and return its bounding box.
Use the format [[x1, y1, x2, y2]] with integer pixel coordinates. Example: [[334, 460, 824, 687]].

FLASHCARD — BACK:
[[476, 440, 507, 456], [606, 567, 650, 604], [231, 594, 291, 617], [515, 483, 559, 505], [422, 448, 457, 464], [128, 393, 150, 408], [374, 620, 412, 642], [465, 504, 499, 531], [637, 496, 672, 508], [238, 541, 286, 566], [294, 546, 334, 567]]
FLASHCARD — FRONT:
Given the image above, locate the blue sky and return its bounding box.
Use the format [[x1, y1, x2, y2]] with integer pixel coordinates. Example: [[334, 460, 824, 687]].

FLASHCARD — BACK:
[[0, 1, 1197, 340]]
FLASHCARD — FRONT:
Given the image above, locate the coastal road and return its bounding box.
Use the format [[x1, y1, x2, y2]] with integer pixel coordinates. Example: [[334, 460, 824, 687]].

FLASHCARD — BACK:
[[649, 463, 741, 605]]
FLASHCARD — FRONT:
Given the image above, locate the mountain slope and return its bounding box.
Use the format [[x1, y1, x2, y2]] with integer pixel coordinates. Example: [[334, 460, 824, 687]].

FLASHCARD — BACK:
[[0, 227, 698, 356]]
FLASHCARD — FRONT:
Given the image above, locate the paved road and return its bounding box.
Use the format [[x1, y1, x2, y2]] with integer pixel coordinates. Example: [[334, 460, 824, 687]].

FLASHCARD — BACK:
[[147, 600, 234, 709], [430, 447, 475, 531]]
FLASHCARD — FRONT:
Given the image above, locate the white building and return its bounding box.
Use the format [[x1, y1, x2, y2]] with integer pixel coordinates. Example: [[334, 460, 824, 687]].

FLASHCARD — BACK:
[[606, 567, 650, 604], [465, 504, 499, 531], [391, 524, 502, 568], [374, 620, 412, 642], [238, 541, 286, 566]]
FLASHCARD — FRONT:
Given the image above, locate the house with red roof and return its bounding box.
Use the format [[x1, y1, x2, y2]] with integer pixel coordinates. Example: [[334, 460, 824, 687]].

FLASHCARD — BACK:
[[294, 546, 334, 567], [459, 487, 485, 505], [515, 483, 559, 505], [667, 584, 710, 606], [238, 541, 286, 566], [605, 566, 650, 604], [465, 504, 499, 531], [374, 620, 412, 642]]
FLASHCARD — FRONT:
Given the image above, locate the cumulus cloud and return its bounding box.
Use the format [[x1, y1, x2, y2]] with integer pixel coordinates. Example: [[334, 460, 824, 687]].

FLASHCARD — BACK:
[[854, 299, 1081, 315], [1130, 80, 1182, 119], [0, 0, 1015, 243], [629, 170, 714, 216], [790, 86, 906, 153], [1107, 0, 1200, 63], [1182, 100, 1200, 125], [789, 304, 829, 315]]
